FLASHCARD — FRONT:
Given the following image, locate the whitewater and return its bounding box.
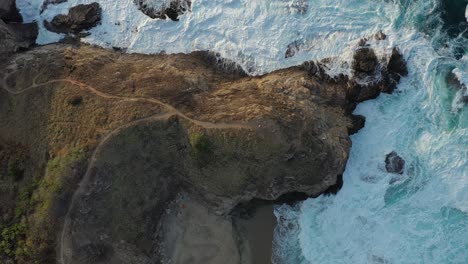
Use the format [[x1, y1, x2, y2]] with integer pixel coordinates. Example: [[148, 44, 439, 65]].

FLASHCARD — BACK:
[[17, 0, 468, 263]]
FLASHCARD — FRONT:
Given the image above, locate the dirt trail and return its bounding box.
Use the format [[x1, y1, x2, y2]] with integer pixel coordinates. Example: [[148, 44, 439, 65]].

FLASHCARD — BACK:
[[1, 69, 255, 264]]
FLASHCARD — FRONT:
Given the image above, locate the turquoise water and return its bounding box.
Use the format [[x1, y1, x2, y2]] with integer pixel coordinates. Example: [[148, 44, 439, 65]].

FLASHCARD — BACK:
[[274, 0, 468, 263], [17, 0, 467, 263]]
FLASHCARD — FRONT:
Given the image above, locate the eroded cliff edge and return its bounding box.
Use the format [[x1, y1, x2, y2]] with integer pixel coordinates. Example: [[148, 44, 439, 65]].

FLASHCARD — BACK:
[[0, 43, 406, 264], [0, 3, 408, 263]]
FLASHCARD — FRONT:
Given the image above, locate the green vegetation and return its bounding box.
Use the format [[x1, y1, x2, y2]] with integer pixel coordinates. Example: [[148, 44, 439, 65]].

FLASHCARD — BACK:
[[0, 220, 28, 258], [0, 147, 86, 262], [0, 180, 37, 261], [27, 148, 85, 260], [189, 132, 215, 166]]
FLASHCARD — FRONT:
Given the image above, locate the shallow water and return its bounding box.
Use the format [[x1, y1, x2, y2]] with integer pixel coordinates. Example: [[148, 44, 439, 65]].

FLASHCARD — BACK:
[[17, 0, 468, 263]]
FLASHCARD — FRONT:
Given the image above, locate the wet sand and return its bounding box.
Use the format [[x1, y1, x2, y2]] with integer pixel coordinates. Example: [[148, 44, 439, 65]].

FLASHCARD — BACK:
[[238, 205, 278, 264]]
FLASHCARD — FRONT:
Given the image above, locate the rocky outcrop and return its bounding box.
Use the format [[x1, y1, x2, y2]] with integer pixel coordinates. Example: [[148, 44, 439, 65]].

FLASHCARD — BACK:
[[0, 19, 17, 54], [385, 151, 405, 174], [44, 3, 102, 34], [352, 47, 378, 73], [0, 20, 38, 54], [41, 0, 68, 13], [0, 0, 22, 23], [0, 43, 357, 263], [0, 39, 407, 263], [134, 0, 192, 21], [0, 0, 38, 55], [347, 45, 408, 102]]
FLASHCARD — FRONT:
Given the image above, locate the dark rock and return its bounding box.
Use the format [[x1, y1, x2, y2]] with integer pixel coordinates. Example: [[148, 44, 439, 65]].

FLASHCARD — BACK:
[[387, 47, 408, 78], [385, 151, 405, 174], [0, 19, 16, 54], [382, 47, 407, 94], [290, 0, 309, 14], [352, 47, 378, 73], [347, 46, 408, 101], [0, 0, 22, 23], [134, 0, 191, 21], [446, 71, 468, 103], [44, 3, 102, 34], [324, 174, 343, 195], [346, 79, 385, 102], [348, 114, 366, 135], [6, 22, 38, 50], [0, 19, 38, 54], [193, 50, 247, 77], [285, 40, 302, 58], [41, 0, 68, 13], [358, 38, 368, 47], [374, 31, 387, 41]]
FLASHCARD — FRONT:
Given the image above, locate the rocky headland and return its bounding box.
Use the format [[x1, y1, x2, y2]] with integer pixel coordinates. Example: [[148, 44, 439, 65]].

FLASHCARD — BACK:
[[0, 2, 408, 264]]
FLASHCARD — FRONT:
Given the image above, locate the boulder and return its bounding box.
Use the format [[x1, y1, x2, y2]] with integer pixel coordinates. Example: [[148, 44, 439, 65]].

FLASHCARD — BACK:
[[285, 40, 301, 58], [374, 31, 387, 41], [387, 47, 408, 78], [0, 0, 22, 23], [352, 47, 378, 73], [44, 3, 102, 34], [385, 151, 405, 174], [134, 0, 191, 21]]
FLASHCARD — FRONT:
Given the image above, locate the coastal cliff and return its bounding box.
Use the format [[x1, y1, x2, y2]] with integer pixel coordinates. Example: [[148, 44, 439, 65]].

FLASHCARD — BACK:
[[0, 2, 408, 264]]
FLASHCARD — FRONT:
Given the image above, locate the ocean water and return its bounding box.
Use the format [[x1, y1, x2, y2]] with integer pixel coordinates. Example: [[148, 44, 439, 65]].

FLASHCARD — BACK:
[[16, 0, 468, 263], [273, 1, 468, 263]]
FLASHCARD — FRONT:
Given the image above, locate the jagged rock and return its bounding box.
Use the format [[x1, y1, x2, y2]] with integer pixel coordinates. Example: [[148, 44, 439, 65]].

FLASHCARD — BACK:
[[385, 151, 405, 174], [5, 22, 38, 50], [387, 47, 408, 79], [352, 47, 378, 73], [41, 0, 68, 13], [44, 3, 102, 34], [446, 71, 468, 105], [383, 47, 408, 93], [0, 19, 38, 54], [192, 50, 247, 76], [358, 38, 368, 47], [0, 19, 16, 54], [290, 0, 309, 14], [0, 0, 22, 23], [285, 40, 302, 58], [0, 42, 409, 263], [348, 114, 366, 135], [134, 0, 191, 21], [374, 31, 387, 41], [347, 46, 408, 102]]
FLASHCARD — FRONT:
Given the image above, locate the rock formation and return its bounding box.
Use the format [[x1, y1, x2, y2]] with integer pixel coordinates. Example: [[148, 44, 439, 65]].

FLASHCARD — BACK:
[[0, 1, 38, 55], [134, 0, 192, 21], [41, 0, 68, 13], [44, 3, 102, 34], [0, 0, 22, 23], [385, 151, 405, 174], [0, 41, 407, 263], [0, 2, 409, 262]]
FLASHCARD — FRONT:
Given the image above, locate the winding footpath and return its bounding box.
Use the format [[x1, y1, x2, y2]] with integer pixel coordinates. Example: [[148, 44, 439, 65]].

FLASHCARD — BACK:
[[1, 67, 254, 264]]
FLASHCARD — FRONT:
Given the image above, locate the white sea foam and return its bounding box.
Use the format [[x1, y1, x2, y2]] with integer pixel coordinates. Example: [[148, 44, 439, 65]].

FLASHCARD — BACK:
[[17, 0, 400, 75], [271, 0, 468, 263], [16, 1, 468, 263]]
